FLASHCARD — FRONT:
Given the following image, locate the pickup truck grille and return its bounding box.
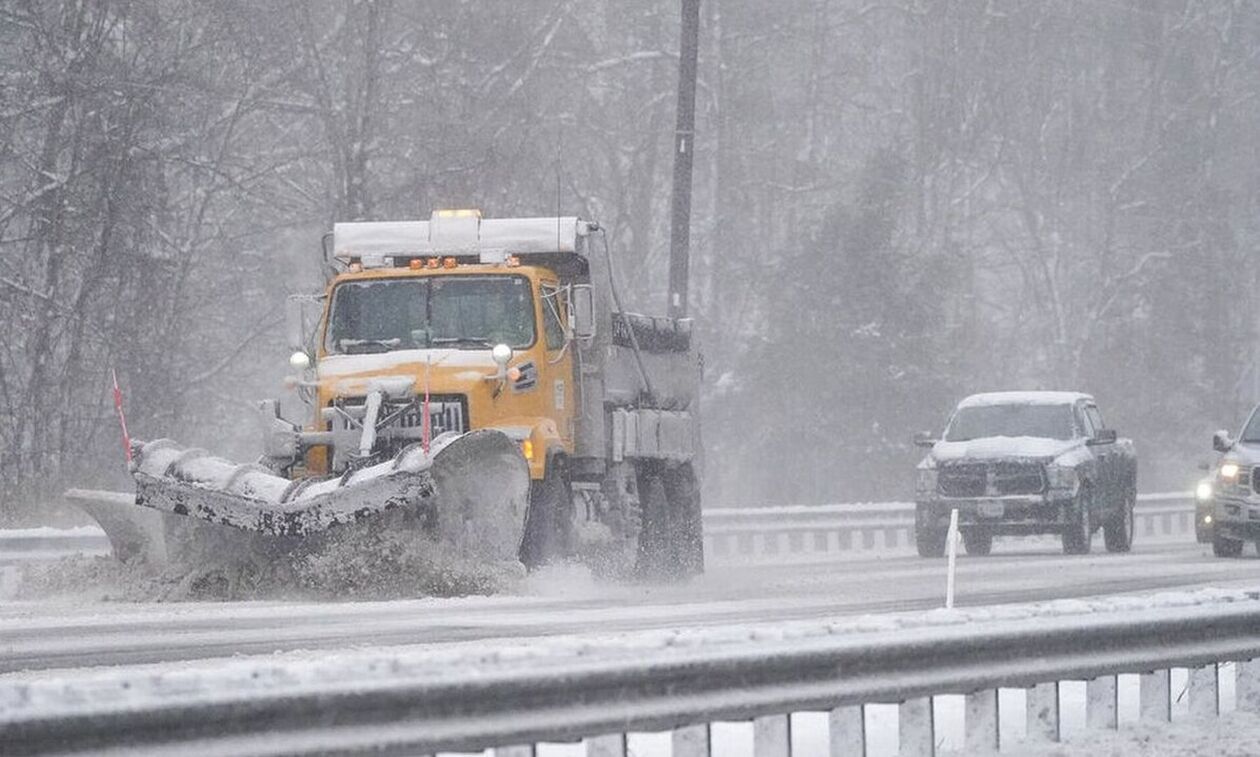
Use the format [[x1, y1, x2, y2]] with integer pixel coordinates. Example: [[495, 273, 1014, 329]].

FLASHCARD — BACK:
[[1251, 467, 1260, 495], [938, 462, 1045, 497]]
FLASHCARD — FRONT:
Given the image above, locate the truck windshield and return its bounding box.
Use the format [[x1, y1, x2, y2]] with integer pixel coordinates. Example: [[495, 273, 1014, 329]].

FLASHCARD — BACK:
[[944, 404, 1074, 442], [326, 275, 535, 354], [1240, 410, 1260, 443]]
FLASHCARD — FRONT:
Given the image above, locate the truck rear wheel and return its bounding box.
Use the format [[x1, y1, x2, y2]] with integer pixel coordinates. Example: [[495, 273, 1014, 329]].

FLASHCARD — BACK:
[[635, 461, 702, 580], [1103, 488, 1135, 553], [519, 456, 575, 569]]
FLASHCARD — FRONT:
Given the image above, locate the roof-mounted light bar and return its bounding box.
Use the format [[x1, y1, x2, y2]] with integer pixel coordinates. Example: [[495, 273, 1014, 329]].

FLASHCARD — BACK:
[[332, 211, 591, 268]]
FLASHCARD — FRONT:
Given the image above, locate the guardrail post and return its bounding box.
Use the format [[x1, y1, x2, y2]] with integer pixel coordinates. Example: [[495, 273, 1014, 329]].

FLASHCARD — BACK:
[[1238, 660, 1260, 711], [964, 689, 999, 752], [1026, 682, 1060, 742], [829, 705, 865, 756], [494, 747, 535, 757], [586, 734, 626, 757], [899, 698, 934, 756], [754, 714, 790, 757], [1086, 675, 1118, 729], [1140, 670, 1171, 722], [1188, 664, 1219, 719], [672, 723, 710, 757]]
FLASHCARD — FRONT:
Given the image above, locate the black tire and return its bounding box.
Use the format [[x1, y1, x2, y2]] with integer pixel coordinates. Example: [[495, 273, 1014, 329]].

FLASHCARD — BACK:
[[635, 462, 674, 578], [916, 524, 947, 558], [519, 456, 574, 570], [662, 462, 704, 576], [962, 530, 993, 556], [1062, 486, 1094, 555], [1103, 488, 1136, 553], [1213, 532, 1244, 558], [634, 461, 704, 580]]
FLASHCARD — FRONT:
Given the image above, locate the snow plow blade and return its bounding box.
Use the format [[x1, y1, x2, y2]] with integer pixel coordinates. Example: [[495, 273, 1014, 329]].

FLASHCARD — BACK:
[[68, 430, 531, 570]]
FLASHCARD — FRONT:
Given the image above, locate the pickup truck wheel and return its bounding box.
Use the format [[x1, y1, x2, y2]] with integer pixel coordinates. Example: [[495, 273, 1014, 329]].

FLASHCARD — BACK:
[[1103, 489, 1135, 553], [1062, 486, 1094, 555], [915, 524, 947, 558], [962, 530, 992, 556], [1213, 532, 1244, 558]]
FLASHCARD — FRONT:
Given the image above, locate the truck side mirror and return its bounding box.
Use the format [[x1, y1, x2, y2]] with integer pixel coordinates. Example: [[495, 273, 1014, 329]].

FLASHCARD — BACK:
[[913, 430, 936, 448], [1213, 430, 1233, 453], [285, 295, 307, 353], [1087, 428, 1118, 446], [571, 284, 596, 341]]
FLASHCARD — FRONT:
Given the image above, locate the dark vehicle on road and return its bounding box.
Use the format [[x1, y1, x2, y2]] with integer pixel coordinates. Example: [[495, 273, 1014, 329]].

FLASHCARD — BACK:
[[1206, 408, 1260, 557], [914, 392, 1138, 557]]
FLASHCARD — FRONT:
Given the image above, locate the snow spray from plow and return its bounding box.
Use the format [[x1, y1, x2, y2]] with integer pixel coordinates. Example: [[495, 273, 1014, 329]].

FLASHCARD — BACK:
[[72, 430, 531, 588]]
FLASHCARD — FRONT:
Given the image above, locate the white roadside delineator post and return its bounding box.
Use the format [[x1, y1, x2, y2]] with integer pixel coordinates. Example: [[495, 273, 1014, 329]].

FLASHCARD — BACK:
[[945, 508, 960, 609]]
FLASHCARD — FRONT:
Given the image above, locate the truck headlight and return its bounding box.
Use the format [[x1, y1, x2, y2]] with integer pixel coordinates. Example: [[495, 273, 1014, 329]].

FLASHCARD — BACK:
[[916, 468, 938, 494], [1196, 481, 1213, 502], [1046, 465, 1078, 491], [1220, 462, 1242, 481]]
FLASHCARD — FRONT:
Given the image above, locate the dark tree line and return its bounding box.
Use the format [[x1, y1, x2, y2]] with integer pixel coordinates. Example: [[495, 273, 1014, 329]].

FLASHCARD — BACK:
[[2, 0, 1258, 521]]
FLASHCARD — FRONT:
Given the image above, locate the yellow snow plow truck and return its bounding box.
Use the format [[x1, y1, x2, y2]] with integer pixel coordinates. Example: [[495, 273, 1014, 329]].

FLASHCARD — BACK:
[[73, 211, 703, 581]]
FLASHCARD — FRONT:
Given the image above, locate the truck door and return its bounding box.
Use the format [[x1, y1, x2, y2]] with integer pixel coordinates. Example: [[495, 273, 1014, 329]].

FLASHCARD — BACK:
[[1083, 402, 1118, 511], [539, 282, 577, 449]]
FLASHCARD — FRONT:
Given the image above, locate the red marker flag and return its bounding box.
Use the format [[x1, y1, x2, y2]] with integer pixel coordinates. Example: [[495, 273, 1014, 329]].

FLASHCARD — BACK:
[[111, 368, 132, 465]]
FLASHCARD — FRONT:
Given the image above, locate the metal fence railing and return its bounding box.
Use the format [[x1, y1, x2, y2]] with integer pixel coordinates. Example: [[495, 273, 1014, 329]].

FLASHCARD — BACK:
[[703, 492, 1196, 563], [3, 591, 1258, 755]]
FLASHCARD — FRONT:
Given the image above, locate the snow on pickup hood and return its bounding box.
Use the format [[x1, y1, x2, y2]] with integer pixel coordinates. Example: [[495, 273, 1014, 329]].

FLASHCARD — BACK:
[[931, 436, 1083, 463]]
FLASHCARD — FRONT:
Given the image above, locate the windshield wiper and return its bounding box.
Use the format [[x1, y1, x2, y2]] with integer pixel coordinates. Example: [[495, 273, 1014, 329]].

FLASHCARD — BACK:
[[431, 336, 492, 348], [337, 338, 401, 354]]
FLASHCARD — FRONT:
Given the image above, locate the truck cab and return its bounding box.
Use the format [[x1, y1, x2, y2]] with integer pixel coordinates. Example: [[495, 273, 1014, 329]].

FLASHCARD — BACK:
[[1206, 408, 1260, 557], [914, 391, 1137, 557]]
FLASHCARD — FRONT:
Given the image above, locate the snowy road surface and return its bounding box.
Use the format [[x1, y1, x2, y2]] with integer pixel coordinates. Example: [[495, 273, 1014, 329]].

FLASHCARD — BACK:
[[3, 540, 1258, 675]]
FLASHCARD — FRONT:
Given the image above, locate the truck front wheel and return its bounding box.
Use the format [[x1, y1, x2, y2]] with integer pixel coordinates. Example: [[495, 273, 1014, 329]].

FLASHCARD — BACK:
[[962, 530, 992, 556], [519, 456, 575, 569], [1062, 486, 1094, 555], [1213, 532, 1244, 558], [915, 523, 947, 558]]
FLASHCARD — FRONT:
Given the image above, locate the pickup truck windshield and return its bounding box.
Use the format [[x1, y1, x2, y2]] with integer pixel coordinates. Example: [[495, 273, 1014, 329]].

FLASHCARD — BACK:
[[1241, 411, 1260, 443], [326, 275, 535, 354], [945, 404, 1074, 442]]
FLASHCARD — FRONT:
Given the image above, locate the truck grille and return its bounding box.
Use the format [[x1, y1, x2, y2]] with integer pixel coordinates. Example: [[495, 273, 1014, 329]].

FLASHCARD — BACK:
[[938, 462, 1045, 497], [938, 464, 986, 497], [330, 394, 469, 438], [1251, 467, 1260, 495]]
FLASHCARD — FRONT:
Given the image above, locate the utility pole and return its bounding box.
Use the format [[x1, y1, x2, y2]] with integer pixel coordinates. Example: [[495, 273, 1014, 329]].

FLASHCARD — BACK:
[[667, 0, 700, 319]]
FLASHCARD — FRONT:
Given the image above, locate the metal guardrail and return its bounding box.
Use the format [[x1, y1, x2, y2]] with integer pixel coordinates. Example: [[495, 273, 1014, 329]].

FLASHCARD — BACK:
[[703, 492, 1197, 562], [2, 490, 1200, 567], [3, 593, 1259, 755]]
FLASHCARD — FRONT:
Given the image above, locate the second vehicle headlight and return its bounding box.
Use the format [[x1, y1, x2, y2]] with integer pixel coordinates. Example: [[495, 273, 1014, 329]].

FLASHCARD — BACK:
[[1046, 465, 1078, 491]]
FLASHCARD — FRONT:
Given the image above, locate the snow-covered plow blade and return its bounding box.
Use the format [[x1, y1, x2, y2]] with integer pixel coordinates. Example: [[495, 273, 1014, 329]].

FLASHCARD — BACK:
[[68, 430, 530, 576]]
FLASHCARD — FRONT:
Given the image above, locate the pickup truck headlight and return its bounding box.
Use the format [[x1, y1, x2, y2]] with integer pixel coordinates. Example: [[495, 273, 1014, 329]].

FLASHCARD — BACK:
[[1196, 480, 1213, 502], [1046, 465, 1078, 492], [916, 468, 938, 494], [1220, 462, 1242, 482]]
